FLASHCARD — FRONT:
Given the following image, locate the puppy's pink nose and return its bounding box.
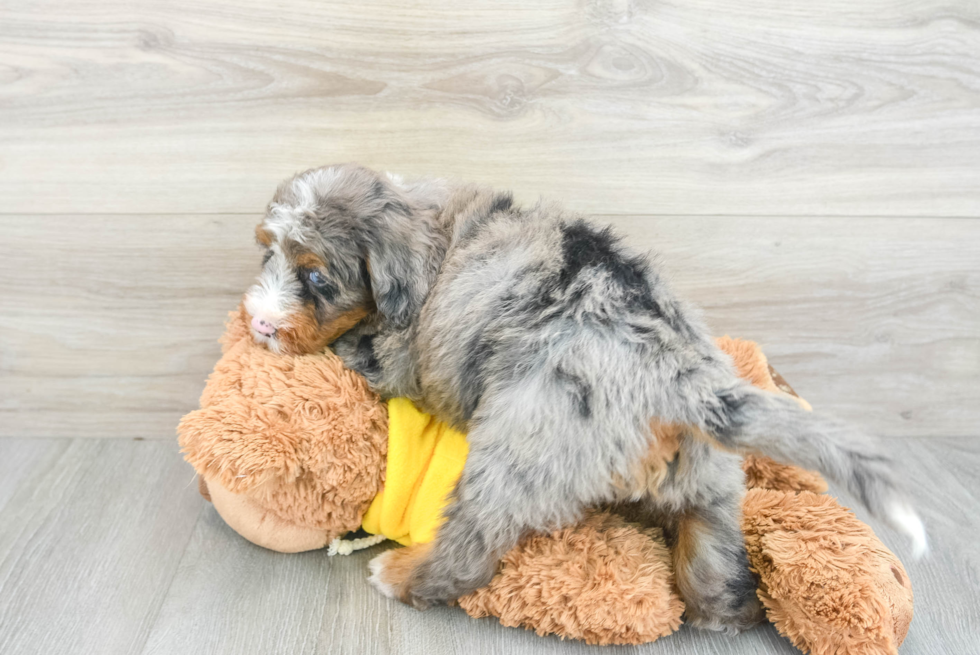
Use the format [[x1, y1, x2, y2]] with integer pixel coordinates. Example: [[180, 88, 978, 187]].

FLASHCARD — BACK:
[[251, 315, 277, 336]]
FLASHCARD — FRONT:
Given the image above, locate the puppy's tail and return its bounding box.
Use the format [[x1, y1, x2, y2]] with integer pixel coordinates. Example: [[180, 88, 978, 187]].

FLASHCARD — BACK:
[[692, 384, 927, 558]]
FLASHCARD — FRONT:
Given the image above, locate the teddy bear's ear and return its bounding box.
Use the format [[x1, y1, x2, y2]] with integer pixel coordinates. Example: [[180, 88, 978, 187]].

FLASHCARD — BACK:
[[742, 455, 828, 493], [178, 403, 301, 494], [714, 336, 812, 410]]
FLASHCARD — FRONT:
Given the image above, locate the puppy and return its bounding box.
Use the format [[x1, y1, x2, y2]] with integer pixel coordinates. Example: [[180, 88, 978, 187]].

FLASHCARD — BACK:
[[244, 164, 926, 632]]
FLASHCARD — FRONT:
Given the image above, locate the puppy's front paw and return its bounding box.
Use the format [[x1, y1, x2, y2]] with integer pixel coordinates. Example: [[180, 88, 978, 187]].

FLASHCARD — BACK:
[[367, 543, 434, 608], [367, 549, 401, 599]]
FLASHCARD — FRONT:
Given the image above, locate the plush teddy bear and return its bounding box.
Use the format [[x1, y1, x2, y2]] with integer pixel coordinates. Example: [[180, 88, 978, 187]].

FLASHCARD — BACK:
[[178, 307, 913, 652]]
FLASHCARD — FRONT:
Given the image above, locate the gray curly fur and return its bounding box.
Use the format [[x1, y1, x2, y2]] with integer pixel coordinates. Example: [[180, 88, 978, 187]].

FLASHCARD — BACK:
[[248, 164, 926, 633]]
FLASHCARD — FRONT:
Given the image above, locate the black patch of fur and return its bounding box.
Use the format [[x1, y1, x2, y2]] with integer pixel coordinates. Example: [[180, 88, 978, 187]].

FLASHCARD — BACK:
[[359, 258, 372, 293], [375, 277, 411, 327], [554, 366, 592, 418], [557, 221, 621, 288], [661, 521, 679, 549], [355, 335, 381, 379], [315, 281, 340, 304], [558, 220, 664, 317], [458, 330, 495, 421], [488, 193, 513, 215], [490, 225, 668, 333], [703, 388, 748, 447], [724, 554, 759, 612], [626, 320, 657, 335]]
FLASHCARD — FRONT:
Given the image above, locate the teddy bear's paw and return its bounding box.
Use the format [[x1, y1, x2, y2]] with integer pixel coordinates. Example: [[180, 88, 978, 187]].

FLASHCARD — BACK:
[[368, 543, 434, 608]]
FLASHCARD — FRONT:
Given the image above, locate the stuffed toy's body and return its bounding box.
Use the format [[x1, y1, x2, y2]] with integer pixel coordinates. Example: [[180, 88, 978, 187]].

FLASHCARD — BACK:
[[179, 308, 913, 652]]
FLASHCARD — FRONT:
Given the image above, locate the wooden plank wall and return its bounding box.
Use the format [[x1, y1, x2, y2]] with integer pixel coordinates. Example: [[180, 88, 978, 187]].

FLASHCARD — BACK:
[[1, 0, 978, 439]]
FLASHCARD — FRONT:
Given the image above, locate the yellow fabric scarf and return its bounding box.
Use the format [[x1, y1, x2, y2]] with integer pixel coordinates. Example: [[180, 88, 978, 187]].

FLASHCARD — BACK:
[[360, 398, 469, 546]]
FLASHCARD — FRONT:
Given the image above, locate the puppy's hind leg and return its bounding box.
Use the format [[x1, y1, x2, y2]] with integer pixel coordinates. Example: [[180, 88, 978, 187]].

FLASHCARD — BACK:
[[665, 499, 764, 633], [636, 441, 764, 633], [368, 389, 605, 608], [369, 470, 524, 609], [367, 444, 565, 608]]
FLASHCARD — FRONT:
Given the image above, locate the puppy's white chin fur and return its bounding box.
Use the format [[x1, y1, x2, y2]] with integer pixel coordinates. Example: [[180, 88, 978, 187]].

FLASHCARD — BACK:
[[249, 330, 283, 353], [268, 338, 285, 354], [887, 501, 928, 559], [368, 550, 399, 599]]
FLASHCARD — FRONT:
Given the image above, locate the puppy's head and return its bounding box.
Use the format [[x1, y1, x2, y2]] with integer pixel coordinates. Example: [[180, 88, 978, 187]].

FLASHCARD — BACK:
[[245, 164, 436, 355]]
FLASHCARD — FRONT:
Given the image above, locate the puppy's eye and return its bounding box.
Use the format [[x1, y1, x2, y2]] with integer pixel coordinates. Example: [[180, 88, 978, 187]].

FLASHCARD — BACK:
[[262, 250, 273, 266], [303, 269, 338, 302]]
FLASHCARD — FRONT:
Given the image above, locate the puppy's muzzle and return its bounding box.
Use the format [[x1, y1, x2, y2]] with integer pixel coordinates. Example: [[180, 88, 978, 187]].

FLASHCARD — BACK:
[[251, 315, 278, 337]]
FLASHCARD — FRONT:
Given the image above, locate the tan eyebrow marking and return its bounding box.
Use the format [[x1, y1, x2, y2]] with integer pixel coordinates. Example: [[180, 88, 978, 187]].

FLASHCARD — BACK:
[[255, 224, 273, 246], [294, 252, 326, 269]]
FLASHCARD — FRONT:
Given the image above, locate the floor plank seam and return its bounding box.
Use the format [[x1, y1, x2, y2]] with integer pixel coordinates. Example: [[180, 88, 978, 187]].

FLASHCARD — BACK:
[[135, 494, 207, 655]]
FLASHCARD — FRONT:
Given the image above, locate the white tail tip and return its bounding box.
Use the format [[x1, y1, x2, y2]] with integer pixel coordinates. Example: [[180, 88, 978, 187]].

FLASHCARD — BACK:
[[887, 501, 928, 559]]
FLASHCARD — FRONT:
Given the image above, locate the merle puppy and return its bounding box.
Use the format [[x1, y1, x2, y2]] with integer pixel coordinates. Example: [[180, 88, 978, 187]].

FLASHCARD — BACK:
[[244, 164, 926, 632]]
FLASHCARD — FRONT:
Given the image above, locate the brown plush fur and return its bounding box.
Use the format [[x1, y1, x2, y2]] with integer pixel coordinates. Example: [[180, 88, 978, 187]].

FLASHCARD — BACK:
[[719, 336, 827, 494], [458, 511, 684, 645], [717, 335, 813, 411], [743, 454, 828, 494], [743, 490, 913, 654], [179, 306, 388, 540], [179, 311, 913, 649]]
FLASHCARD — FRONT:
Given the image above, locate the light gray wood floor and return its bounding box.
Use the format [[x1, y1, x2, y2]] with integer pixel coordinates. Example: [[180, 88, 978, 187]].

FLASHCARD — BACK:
[[0, 437, 976, 655]]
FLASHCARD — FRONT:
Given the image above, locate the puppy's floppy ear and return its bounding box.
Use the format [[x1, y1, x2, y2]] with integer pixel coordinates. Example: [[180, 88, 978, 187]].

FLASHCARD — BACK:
[[359, 196, 438, 330]]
